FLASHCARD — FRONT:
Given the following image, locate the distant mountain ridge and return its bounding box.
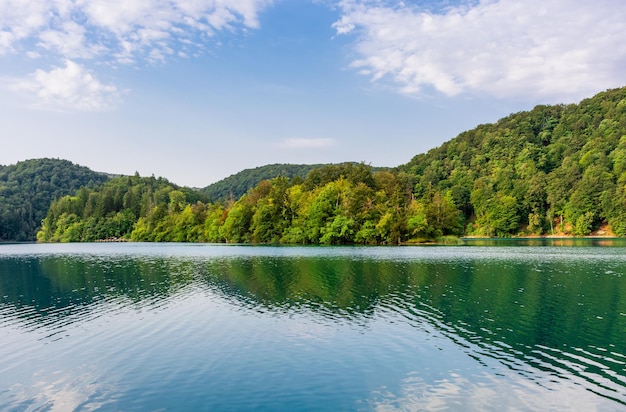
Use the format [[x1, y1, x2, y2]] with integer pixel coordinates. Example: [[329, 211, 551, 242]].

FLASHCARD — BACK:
[[200, 163, 323, 202], [200, 163, 393, 202]]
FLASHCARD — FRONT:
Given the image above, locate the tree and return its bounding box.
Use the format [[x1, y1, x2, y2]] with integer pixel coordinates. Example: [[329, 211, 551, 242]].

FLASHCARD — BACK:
[[220, 197, 253, 243]]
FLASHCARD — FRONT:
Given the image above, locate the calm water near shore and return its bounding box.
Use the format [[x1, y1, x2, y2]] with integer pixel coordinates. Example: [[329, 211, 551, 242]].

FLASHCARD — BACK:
[[0, 242, 625, 411]]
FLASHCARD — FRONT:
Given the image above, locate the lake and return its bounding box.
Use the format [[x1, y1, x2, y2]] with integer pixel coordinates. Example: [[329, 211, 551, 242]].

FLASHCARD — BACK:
[[0, 242, 625, 411]]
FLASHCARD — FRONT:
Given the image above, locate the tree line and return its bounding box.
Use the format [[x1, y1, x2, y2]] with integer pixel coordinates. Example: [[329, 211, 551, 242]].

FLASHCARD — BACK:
[[401, 86, 626, 236], [38, 163, 454, 244], [0, 159, 108, 241], [200, 163, 323, 202], [36, 86, 626, 243]]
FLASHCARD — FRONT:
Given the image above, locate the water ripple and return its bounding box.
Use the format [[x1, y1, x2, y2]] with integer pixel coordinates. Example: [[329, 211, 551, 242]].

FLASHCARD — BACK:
[[1, 244, 625, 410]]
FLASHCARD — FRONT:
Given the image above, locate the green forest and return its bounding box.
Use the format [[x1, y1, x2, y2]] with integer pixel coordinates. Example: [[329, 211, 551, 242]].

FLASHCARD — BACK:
[[12, 86, 626, 243], [0, 159, 108, 241], [200, 163, 391, 202], [200, 163, 323, 202]]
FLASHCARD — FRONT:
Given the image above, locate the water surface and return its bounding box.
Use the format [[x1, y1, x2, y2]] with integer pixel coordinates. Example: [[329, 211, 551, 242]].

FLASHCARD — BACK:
[[0, 243, 625, 411]]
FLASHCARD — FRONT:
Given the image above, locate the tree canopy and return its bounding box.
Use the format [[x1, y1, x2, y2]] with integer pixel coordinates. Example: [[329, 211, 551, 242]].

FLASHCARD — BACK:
[[0, 159, 109, 241], [38, 174, 207, 242], [31, 86, 626, 243], [200, 163, 323, 202], [400, 86, 626, 236]]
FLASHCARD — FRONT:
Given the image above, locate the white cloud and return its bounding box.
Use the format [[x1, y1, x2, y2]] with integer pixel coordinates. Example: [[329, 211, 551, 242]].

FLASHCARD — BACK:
[[9, 60, 125, 111], [0, 0, 273, 62], [0, 0, 49, 54], [37, 21, 96, 59], [335, 0, 626, 102], [0, 0, 273, 109], [278, 138, 336, 149]]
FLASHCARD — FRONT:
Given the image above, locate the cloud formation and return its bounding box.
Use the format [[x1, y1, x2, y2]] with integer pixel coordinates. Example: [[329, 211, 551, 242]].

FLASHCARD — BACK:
[[335, 0, 626, 102], [0, 0, 273, 61], [10, 60, 124, 111], [0, 0, 273, 110]]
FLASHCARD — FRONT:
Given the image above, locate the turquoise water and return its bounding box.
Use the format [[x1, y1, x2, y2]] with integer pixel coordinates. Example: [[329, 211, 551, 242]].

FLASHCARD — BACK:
[[0, 243, 625, 411]]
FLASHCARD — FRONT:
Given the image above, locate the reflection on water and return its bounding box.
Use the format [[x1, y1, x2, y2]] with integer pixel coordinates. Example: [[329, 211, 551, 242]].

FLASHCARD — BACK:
[[462, 237, 626, 247], [0, 243, 625, 410]]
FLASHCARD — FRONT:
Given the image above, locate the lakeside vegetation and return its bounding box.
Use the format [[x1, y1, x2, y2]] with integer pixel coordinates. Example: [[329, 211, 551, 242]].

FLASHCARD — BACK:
[[0, 159, 109, 241], [38, 163, 428, 244], [401, 86, 626, 237], [7, 86, 626, 243]]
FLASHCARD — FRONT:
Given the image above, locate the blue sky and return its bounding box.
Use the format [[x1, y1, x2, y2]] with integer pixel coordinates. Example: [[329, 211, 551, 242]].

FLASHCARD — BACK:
[[1, 0, 625, 187]]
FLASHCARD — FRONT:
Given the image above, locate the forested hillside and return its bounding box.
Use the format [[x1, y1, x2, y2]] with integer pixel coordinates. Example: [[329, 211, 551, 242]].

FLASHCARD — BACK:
[[0, 159, 109, 241], [38, 174, 206, 242], [400, 86, 626, 236], [200, 163, 324, 201], [201, 162, 392, 202], [37, 86, 626, 243]]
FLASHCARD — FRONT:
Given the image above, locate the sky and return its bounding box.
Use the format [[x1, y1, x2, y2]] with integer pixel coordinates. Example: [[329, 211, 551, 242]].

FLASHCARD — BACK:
[[1, 0, 625, 188]]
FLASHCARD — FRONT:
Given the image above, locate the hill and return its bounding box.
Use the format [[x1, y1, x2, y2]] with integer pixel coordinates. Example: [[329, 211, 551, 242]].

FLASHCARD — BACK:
[[0, 159, 109, 241], [200, 163, 326, 202], [36, 86, 626, 244], [37, 174, 207, 242], [399, 86, 626, 236], [201, 163, 392, 202]]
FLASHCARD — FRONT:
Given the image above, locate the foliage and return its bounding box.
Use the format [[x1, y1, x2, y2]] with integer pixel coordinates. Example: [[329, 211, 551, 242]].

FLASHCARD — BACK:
[[200, 163, 323, 202], [37, 86, 626, 243], [200, 162, 391, 202], [401, 86, 626, 236], [38, 174, 207, 242], [0, 159, 109, 241]]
